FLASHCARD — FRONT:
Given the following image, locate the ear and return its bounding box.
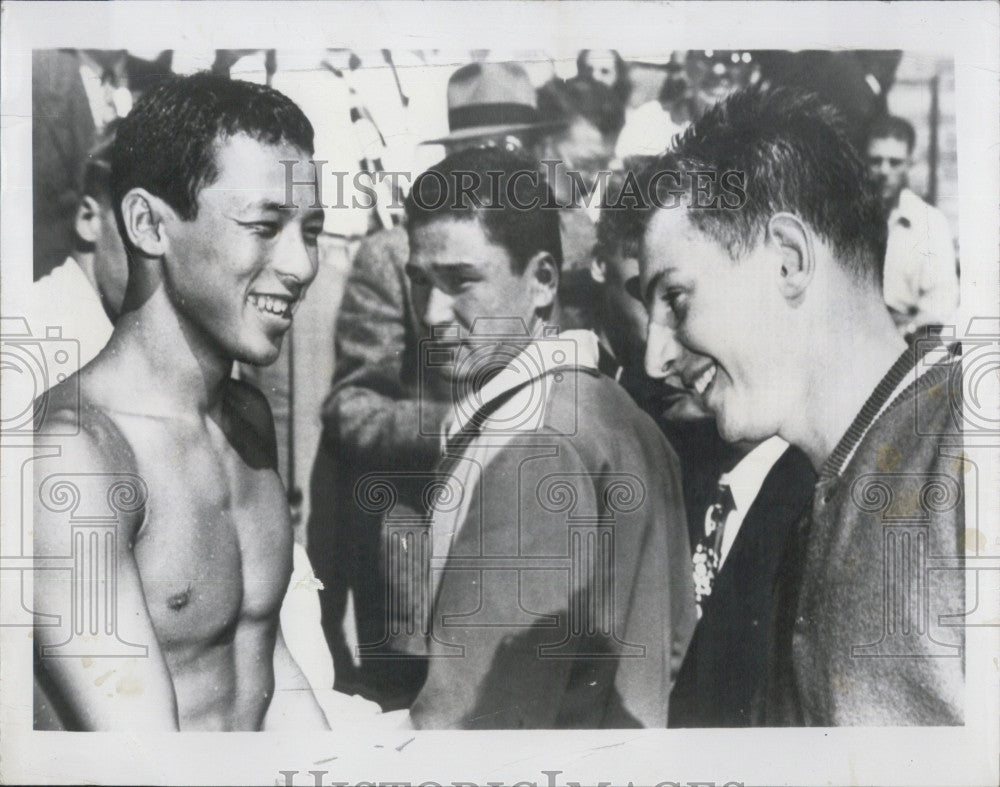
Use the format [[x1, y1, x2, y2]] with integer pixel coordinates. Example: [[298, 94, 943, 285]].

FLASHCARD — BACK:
[[74, 195, 101, 245], [120, 188, 169, 258], [524, 251, 559, 311], [767, 212, 815, 302], [590, 255, 607, 284]]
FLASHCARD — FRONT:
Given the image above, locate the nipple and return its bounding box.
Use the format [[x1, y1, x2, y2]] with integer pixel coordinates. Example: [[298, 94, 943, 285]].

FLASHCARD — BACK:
[[166, 586, 192, 611]]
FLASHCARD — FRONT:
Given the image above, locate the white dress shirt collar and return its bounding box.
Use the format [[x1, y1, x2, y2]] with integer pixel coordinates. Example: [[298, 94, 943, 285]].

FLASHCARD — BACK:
[[716, 435, 789, 568]]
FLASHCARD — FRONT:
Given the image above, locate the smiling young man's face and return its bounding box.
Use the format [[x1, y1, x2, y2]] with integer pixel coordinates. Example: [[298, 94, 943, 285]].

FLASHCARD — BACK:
[[159, 133, 324, 366], [641, 206, 792, 443]]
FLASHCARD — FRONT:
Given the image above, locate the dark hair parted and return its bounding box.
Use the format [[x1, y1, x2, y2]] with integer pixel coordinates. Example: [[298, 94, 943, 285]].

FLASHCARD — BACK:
[[867, 114, 916, 154], [404, 147, 564, 274], [110, 72, 314, 247], [638, 86, 887, 285]]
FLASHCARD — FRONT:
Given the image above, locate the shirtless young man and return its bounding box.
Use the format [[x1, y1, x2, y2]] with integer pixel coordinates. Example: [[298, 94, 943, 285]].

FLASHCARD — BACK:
[[32, 74, 329, 731]]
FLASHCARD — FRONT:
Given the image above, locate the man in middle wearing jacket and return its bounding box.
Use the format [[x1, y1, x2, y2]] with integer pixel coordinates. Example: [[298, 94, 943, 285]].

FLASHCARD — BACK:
[[403, 147, 695, 729]]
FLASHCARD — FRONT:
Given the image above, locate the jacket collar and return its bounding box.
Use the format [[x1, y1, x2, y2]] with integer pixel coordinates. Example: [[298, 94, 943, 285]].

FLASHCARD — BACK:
[[447, 328, 600, 440]]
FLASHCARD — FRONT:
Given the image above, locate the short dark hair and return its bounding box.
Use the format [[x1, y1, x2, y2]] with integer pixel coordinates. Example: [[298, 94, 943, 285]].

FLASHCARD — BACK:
[[110, 72, 314, 248], [868, 114, 916, 154], [404, 147, 563, 274], [637, 86, 887, 285]]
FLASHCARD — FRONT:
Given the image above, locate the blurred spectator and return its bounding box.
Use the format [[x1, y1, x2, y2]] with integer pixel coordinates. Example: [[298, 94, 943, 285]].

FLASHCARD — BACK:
[[756, 49, 902, 149], [684, 50, 760, 119], [30, 124, 126, 373], [614, 64, 692, 163], [575, 49, 631, 107], [535, 75, 625, 328], [590, 168, 655, 389], [615, 50, 758, 164], [424, 62, 563, 150], [866, 115, 958, 338], [537, 76, 625, 201], [308, 223, 449, 709], [32, 49, 171, 280], [656, 65, 697, 129]]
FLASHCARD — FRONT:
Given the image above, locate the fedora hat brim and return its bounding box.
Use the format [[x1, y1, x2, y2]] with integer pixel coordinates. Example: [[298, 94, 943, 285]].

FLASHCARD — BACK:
[[420, 118, 567, 146]]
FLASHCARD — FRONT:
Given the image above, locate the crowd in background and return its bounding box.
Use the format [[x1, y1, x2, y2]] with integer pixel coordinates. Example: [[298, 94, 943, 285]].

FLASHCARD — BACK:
[[31, 46, 959, 502], [29, 47, 962, 727]]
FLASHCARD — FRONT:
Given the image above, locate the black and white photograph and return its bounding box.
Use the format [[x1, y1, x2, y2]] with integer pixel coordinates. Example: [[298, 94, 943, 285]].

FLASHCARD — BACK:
[[1, 2, 998, 785]]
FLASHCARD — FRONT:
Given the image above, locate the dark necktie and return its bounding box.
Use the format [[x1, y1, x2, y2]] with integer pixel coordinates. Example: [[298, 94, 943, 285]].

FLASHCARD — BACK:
[[692, 482, 735, 619]]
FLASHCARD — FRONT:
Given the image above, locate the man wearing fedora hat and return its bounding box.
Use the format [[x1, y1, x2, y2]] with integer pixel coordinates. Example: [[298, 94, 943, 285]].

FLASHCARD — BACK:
[[309, 59, 607, 710], [423, 61, 564, 150]]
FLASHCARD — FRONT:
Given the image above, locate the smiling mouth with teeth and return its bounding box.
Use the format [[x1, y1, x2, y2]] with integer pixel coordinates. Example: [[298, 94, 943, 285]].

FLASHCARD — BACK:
[[248, 293, 294, 319], [692, 364, 717, 396]]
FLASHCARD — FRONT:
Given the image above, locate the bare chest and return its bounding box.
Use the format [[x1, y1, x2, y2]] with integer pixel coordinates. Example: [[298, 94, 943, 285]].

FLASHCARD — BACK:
[[118, 418, 292, 650]]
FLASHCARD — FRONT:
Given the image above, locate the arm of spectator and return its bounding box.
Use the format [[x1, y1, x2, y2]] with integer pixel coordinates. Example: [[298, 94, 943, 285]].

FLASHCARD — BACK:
[[914, 209, 960, 330], [320, 229, 451, 471], [32, 425, 180, 731], [264, 627, 331, 730]]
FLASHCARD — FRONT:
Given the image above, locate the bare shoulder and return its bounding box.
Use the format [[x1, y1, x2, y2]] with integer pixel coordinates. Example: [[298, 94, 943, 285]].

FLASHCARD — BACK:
[[33, 379, 146, 544], [35, 376, 140, 468]]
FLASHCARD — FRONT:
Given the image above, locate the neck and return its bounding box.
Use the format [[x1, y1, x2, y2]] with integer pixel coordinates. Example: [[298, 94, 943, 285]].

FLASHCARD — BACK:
[[722, 439, 759, 473], [886, 187, 906, 212], [786, 290, 905, 469], [107, 282, 233, 417], [542, 303, 563, 336]]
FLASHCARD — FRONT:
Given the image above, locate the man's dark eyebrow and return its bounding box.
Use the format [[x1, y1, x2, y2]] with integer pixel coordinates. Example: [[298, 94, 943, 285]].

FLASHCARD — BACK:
[[240, 199, 290, 214], [430, 262, 479, 275]]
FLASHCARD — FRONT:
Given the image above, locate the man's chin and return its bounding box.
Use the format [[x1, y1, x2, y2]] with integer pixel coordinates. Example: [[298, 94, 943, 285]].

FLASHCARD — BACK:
[[713, 409, 772, 446], [235, 339, 283, 368]]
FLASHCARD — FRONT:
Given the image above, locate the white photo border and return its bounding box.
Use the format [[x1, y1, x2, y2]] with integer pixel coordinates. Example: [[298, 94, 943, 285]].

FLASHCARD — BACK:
[[1, 2, 997, 785]]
